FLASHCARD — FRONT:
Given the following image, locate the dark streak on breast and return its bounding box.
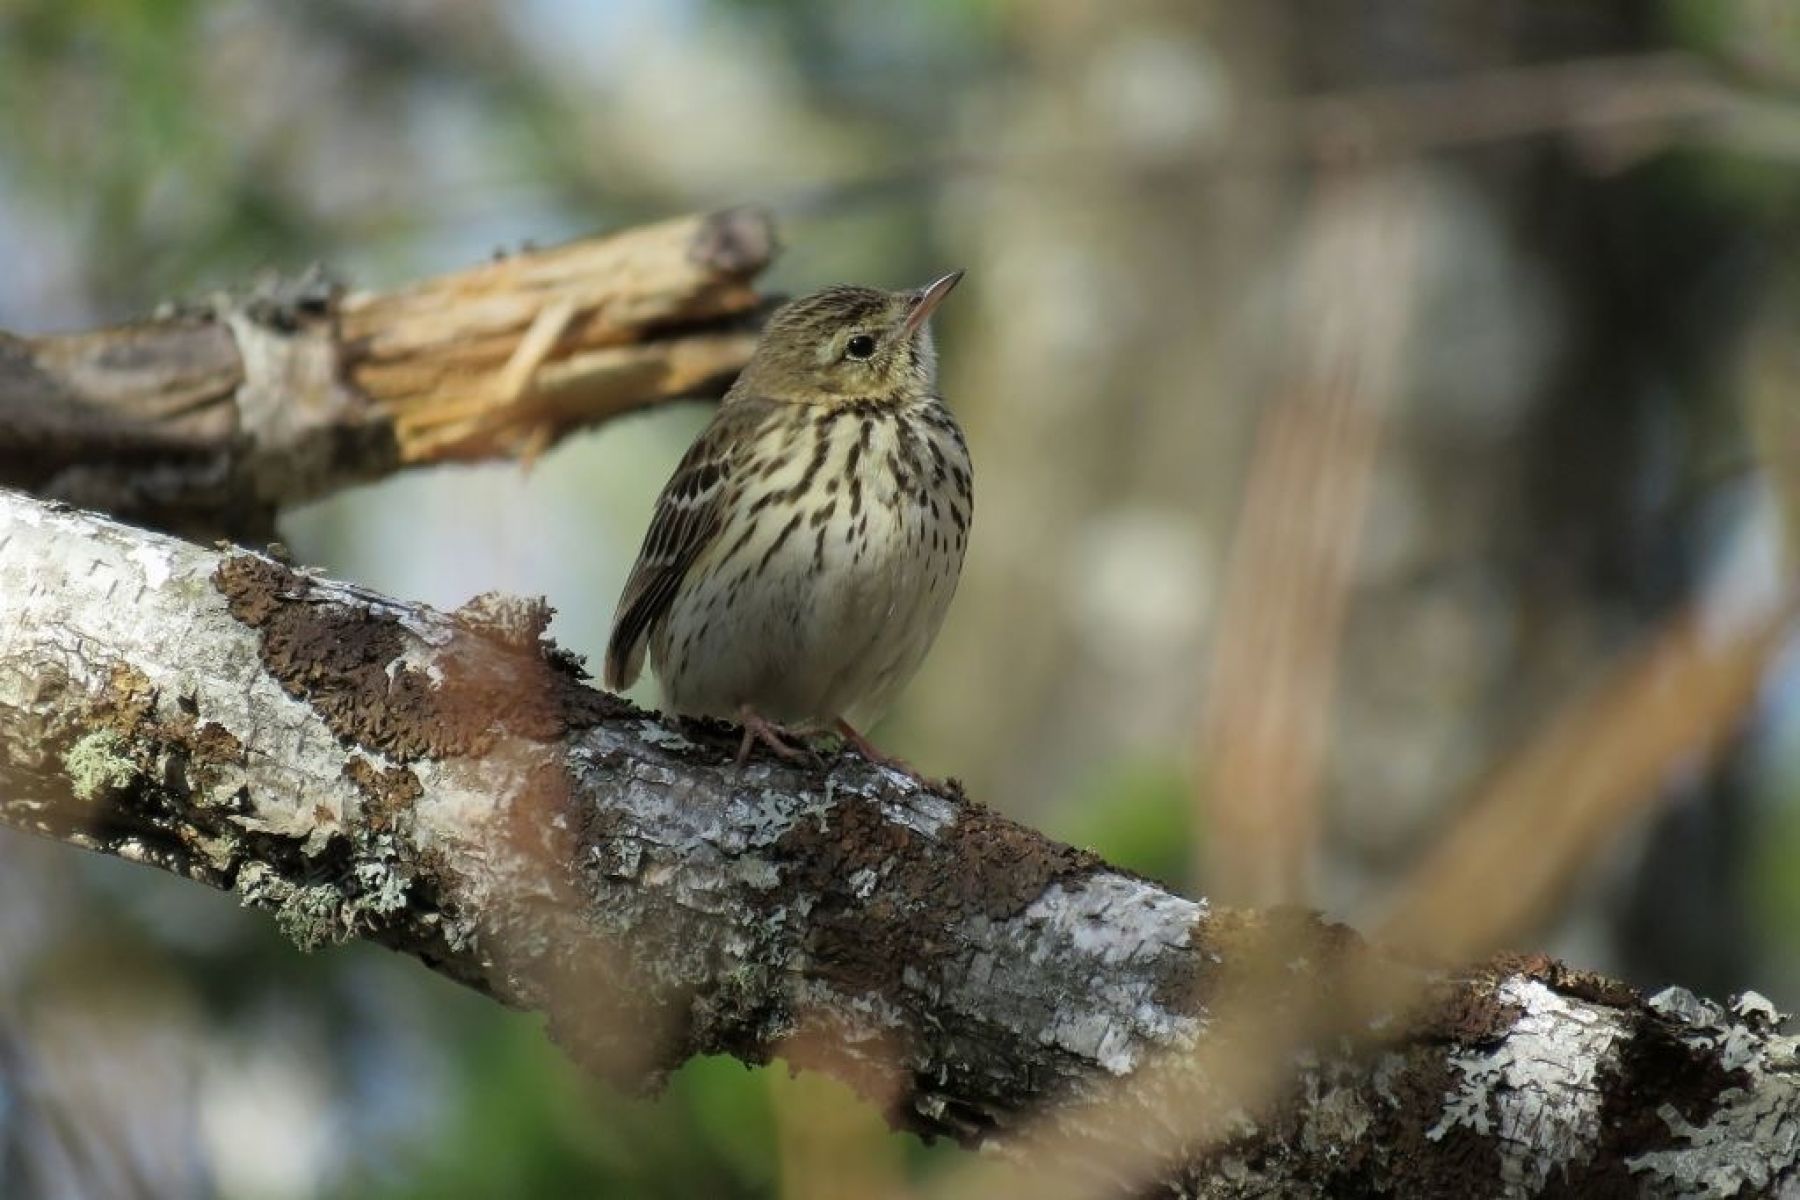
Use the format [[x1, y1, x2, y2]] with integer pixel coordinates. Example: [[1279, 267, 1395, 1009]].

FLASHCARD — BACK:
[[784, 429, 833, 501], [759, 510, 804, 571]]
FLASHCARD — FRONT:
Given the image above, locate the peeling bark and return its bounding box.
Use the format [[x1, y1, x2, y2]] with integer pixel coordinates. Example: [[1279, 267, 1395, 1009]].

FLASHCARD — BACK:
[[0, 209, 775, 539], [1, 486, 1796, 1197]]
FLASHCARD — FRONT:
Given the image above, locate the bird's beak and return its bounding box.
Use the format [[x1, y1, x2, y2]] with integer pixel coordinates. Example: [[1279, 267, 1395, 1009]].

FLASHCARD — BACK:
[[902, 269, 964, 338]]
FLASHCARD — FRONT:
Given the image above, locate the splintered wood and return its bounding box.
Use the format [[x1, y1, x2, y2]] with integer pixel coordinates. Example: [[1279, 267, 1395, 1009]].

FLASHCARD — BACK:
[[0, 208, 776, 535], [339, 209, 773, 464]]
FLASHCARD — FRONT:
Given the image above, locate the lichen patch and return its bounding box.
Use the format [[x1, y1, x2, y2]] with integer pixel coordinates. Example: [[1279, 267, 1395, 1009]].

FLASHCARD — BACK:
[[1429, 976, 1628, 1192], [63, 729, 139, 801]]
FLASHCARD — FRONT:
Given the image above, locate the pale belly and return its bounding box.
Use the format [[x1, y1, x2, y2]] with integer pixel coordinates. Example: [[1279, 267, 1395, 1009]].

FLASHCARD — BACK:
[[650, 410, 969, 729]]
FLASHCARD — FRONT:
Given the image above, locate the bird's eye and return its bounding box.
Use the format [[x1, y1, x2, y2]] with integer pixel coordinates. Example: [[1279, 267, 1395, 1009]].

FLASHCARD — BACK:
[[845, 334, 878, 360]]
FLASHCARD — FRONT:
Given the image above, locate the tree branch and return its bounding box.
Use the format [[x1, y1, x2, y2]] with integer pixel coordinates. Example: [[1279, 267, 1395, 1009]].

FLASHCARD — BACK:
[[0, 209, 776, 539], [2, 485, 1796, 1197]]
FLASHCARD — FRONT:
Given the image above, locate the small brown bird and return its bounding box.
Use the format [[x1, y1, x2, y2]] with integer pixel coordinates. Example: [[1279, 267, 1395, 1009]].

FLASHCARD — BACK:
[[604, 272, 972, 769]]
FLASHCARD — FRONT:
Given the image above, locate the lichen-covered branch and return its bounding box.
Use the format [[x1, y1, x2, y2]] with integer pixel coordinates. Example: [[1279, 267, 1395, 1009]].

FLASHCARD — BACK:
[[0, 486, 1795, 1198], [0, 209, 775, 539]]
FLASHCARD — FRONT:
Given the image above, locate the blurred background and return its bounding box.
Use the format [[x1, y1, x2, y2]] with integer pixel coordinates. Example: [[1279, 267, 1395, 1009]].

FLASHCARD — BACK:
[[4, 0, 1800, 1196]]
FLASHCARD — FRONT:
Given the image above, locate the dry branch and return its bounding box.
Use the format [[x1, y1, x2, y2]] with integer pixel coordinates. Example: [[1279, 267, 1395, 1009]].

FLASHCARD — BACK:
[[2, 486, 1798, 1197], [1195, 170, 1419, 906], [0, 209, 775, 539], [1372, 600, 1793, 965]]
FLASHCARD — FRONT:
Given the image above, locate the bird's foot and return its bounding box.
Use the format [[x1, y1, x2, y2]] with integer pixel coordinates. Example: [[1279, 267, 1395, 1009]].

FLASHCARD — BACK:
[[833, 718, 934, 786], [734, 706, 818, 771]]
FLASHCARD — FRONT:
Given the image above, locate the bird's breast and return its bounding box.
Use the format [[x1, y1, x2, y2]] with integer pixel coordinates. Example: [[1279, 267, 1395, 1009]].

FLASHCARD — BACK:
[[807, 402, 969, 581], [655, 399, 971, 724]]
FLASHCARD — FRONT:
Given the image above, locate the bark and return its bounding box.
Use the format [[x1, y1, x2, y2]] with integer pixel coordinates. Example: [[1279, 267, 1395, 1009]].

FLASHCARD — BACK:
[[1, 484, 1796, 1198], [0, 209, 775, 540]]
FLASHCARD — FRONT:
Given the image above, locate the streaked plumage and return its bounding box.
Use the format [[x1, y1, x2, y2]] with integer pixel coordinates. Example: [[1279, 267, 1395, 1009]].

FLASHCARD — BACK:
[[605, 274, 972, 766]]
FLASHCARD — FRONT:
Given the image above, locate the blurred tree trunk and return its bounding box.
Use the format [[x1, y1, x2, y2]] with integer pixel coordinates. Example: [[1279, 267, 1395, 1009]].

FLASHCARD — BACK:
[[912, 0, 1772, 981]]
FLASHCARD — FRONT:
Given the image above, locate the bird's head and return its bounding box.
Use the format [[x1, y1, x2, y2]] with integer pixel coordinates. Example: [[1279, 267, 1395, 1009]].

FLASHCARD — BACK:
[[734, 271, 963, 406]]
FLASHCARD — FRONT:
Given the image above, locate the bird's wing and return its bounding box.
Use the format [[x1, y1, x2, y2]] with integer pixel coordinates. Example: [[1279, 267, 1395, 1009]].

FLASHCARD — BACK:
[[604, 400, 765, 690]]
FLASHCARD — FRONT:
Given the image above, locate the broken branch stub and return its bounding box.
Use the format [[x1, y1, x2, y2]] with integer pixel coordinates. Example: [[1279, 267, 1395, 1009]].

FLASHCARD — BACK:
[[0, 208, 777, 538]]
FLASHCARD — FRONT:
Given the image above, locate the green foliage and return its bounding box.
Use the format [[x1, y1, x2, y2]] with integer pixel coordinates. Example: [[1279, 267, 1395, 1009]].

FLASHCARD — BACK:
[[1658, 0, 1800, 221], [1052, 755, 1195, 889], [1662, 0, 1800, 71], [347, 1027, 780, 1200], [1749, 723, 1800, 959], [0, 0, 308, 304]]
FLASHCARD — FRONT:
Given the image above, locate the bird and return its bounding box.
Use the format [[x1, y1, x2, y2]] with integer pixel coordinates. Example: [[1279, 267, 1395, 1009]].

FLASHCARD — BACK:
[[604, 271, 972, 771]]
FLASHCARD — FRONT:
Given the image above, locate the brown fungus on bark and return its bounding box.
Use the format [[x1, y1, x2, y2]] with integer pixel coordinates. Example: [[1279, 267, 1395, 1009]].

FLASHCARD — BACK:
[[766, 791, 1104, 1001], [1418, 969, 1527, 1048], [1140, 917, 1537, 1195], [1371, 1044, 1510, 1198], [644, 785, 1114, 1141], [1183, 906, 1393, 1030], [342, 755, 424, 833], [1163, 1040, 1496, 1199], [213, 554, 629, 760], [215, 554, 419, 751], [1545, 1004, 1751, 1198], [450, 590, 595, 684], [1489, 951, 1642, 1011]]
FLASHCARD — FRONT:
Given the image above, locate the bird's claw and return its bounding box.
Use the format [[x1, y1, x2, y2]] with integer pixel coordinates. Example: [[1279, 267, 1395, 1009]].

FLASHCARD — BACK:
[[734, 708, 822, 773], [832, 718, 935, 786]]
